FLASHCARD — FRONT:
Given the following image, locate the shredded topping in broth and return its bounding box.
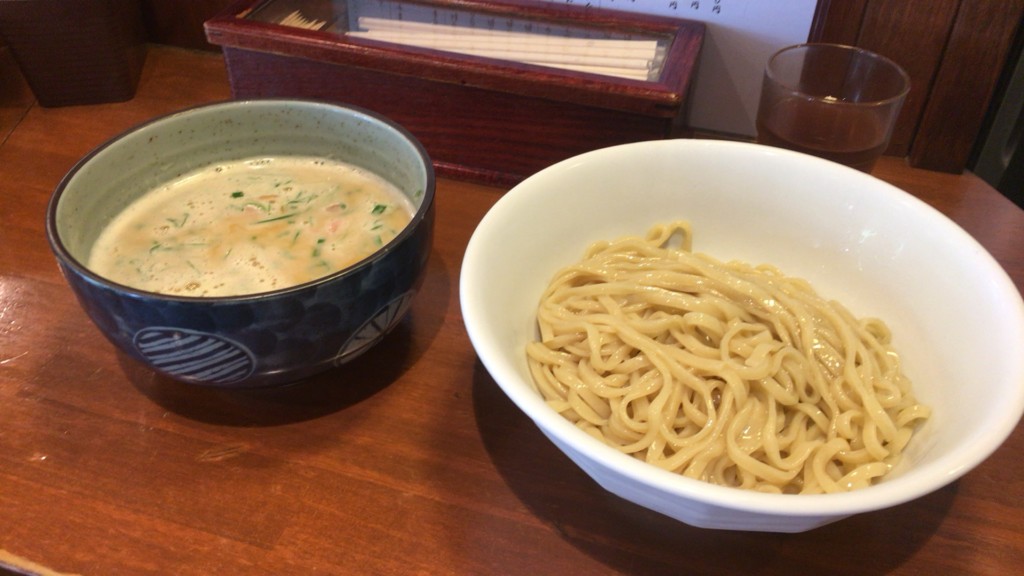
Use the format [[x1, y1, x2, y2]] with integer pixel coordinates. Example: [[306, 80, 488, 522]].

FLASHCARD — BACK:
[[89, 156, 415, 296]]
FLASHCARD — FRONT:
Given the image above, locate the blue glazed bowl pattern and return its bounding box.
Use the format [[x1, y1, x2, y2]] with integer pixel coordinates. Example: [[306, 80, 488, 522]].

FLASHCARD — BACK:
[[47, 99, 435, 387]]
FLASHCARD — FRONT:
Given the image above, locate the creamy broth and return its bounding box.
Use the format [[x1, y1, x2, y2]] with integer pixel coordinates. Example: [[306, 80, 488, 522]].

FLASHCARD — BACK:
[[89, 156, 415, 296]]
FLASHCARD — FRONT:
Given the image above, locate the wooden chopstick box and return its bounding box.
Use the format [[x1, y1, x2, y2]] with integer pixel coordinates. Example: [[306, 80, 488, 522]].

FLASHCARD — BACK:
[[205, 0, 704, 185]]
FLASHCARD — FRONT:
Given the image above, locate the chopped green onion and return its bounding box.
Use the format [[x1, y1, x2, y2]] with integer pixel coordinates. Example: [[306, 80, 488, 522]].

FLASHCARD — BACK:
[[255, 212, 299, 224], [286, 189, 316, 207], [166, 213, 189, 228]]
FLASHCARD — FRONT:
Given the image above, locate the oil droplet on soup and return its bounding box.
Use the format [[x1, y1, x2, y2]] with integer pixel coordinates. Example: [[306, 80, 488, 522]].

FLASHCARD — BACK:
[[89, 156, 415, 296]]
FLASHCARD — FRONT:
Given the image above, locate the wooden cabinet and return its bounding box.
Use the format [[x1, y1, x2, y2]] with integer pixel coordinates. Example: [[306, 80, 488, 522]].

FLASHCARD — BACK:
[[811, 0, 1024, 173]]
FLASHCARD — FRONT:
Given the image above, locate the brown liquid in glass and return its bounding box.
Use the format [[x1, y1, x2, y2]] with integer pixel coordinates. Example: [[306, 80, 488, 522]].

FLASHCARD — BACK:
[[757, 99, 887, 173]]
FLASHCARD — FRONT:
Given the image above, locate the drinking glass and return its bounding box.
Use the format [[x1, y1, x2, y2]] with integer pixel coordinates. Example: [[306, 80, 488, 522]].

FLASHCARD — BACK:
[[756, 43, 910, 172]]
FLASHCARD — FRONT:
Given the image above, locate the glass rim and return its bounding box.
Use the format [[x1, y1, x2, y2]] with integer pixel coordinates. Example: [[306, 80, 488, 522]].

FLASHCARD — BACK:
[[765, 42, 911, 107]]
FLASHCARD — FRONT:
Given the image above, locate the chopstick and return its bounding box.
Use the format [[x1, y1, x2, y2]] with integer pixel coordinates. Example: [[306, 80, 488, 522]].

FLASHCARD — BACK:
[[278, 10, 328, 31], [347, 16, 661, 81]]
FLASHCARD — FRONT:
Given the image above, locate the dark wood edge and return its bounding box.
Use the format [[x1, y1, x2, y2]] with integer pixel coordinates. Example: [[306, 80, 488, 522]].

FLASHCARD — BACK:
[[909, 0, 1024, 172], [808, 0, 867, 44]]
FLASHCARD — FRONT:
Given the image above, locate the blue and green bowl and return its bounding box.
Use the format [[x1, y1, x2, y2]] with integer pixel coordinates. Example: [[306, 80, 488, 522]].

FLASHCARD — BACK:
[[46, 99, 435, 388]]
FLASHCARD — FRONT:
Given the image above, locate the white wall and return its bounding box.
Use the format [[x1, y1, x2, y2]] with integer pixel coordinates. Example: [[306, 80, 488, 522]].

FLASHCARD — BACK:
[[549, 0, 818, 137]]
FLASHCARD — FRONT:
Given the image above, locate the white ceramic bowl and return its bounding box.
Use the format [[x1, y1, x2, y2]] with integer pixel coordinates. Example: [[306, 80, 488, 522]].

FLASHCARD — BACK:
[[460, 139, 1024, 532]]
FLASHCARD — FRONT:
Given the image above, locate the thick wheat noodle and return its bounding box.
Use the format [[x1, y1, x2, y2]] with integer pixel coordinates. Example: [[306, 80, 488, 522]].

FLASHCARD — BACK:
[[526, 222, 930, 494]]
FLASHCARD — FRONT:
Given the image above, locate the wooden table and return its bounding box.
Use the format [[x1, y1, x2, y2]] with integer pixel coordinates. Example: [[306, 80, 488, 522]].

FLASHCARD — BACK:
[[1, 46, 1022, 576]]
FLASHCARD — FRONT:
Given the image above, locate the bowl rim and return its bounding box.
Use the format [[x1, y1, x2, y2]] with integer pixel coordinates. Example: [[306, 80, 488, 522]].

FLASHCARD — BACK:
[[461, 138, 1024, 518], [45, 97, 436, 303]]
